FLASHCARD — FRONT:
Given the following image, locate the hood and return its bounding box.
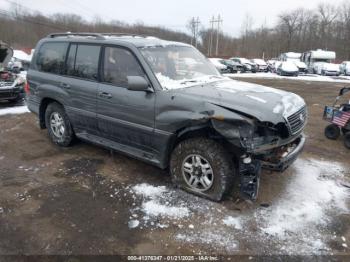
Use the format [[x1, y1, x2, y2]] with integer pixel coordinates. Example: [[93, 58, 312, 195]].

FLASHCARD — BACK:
[[253, 59, 267, 66], [169, 79, 305, 124], [294, 61, 307, 69], [281, 62, 298, 72], [323, 63, 340, 71], [0, 41, 13, 69]]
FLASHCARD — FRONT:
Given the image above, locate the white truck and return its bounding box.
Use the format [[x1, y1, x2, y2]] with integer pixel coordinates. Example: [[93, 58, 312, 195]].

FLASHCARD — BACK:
[[301, 49, 337, 74]]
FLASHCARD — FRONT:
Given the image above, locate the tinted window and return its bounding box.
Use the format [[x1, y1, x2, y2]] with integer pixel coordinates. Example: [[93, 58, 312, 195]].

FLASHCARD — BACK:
[[66, 44, 100, 80], [103, 47, 144, 87], [35, 42, 68, 74]]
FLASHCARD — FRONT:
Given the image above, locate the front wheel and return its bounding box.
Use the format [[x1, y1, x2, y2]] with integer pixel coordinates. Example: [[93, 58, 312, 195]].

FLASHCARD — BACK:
[[325, 124, 340, 140], [45, 102, 74, 147], [170, 138, 234, 202]]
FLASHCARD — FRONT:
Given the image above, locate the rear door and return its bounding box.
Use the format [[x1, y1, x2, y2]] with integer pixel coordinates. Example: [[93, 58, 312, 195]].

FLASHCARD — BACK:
[[61, 43, 101, 134], [97, 45, 155, 153]]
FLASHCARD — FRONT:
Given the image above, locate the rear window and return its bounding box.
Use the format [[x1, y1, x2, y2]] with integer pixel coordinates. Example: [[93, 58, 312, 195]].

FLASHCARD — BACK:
[[66, 44, 101, 80], [35, 42, 68, 74]]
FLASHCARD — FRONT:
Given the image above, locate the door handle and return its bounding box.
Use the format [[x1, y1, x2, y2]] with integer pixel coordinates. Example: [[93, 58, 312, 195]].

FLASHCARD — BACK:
[[60, 82, 70, 89], [99, 92, 112, 99]]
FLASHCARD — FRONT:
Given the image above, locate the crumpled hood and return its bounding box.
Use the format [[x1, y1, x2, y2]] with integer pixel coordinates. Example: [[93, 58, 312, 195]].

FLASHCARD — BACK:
[[170, 79, 306, 124], [0, 41, 13, 69]]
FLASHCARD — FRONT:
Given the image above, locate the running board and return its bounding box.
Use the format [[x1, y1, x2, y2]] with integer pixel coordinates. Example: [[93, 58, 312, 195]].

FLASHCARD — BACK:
[[76, 132, 161, 167]]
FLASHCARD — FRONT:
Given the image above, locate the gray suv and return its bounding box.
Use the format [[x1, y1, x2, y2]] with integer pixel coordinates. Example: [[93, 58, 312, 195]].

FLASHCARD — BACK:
[[27, 33, 307, 201]]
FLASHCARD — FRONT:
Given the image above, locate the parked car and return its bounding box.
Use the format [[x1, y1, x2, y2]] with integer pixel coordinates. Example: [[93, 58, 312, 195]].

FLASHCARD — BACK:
[[294, 61, 307, 74], [314, 62, 340, 76], [339, 61, 350, 76], [219, 59, 242, 73], [277, 61, 299, 76], [251, 59, 268, 72], [230, 57, 257, 73], [0, 41, 26, 102], [27, 32, 307, 201], [208, 58, 230, 74], [266, 60, 277, 72]]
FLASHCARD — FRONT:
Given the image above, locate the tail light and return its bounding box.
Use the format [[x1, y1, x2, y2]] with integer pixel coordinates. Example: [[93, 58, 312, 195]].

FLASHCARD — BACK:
[[24, 81, 30, 94]]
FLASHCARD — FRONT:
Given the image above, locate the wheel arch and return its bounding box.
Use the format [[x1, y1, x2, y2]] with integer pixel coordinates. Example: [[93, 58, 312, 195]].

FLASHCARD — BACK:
[[163, 123, 240, 169], [39, 97, 64, 129]]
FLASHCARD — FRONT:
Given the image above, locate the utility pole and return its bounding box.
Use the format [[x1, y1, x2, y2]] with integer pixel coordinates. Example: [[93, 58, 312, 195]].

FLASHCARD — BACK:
[[208, 16, 215, 56], [194, 17, 200, 48], [189, 17, 201, 48], [208, 15, 223, 57], [215, 15, 223, 56]]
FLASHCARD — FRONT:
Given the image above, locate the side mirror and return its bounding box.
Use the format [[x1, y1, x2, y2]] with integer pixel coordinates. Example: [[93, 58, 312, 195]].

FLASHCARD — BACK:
[[127, 76, 151, 92]]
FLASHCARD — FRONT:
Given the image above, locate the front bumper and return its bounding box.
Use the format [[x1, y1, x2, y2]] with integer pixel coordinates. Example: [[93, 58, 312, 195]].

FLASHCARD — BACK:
[[259, 135, 305, 171], [0, 85, 25, 101], [323, 71, 339, 76]]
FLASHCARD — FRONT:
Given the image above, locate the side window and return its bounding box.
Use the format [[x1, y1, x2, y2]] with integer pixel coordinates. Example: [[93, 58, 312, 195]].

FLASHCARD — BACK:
[[66, 44, 100, 80], [35, 42, 68, 74], [103, 46, 144, 87]]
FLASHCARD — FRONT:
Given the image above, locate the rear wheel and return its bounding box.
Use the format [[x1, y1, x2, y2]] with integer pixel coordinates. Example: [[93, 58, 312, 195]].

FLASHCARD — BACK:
[[170, 138, 234, 202], [45, 102, 74, 147], [344, 133, 350, 149], [325, 124, 340, 140]]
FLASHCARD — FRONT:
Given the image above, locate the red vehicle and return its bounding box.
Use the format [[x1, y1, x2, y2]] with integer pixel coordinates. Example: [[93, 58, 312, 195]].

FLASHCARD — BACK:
[[323, 87, 350, 149]]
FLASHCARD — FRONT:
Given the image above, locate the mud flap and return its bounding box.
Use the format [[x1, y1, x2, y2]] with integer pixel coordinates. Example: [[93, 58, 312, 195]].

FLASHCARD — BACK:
[[239, 159, 261, 200]]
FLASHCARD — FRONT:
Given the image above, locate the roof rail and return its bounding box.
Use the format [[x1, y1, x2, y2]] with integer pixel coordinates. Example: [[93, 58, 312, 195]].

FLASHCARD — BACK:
[[100, 33, 146, 38], [47, 32, 105, 40]]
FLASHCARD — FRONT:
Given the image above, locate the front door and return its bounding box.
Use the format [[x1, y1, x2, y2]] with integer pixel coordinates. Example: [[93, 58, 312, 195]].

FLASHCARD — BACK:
[[97, 46, 155, 153]]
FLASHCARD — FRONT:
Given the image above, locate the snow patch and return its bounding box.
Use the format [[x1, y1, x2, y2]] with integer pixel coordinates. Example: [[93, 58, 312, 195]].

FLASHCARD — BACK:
[[131, 183, 191, 220], [132, 183, 167, 198], [229, 72, 350, 83], [142, 200, 190, 218], [0, 106, 29, 116], [128, 219, 140, 229], [222, 216, 242, 230]]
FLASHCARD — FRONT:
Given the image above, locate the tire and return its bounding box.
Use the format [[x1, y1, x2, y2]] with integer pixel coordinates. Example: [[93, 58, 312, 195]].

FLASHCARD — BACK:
[[324, 124, 340, 140], [344, 133, 350, 149], [45, 102, 74, 147], [170, 138, 234, 202]]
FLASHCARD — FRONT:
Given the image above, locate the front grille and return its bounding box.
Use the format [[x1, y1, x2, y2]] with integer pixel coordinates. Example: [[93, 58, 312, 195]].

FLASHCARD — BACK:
[[286, 106, 307, 134], [0, 81, 14, 88]]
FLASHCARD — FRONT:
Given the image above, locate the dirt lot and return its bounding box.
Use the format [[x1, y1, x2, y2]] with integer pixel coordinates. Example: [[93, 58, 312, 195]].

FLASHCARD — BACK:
[[0, 78, 349, 257]]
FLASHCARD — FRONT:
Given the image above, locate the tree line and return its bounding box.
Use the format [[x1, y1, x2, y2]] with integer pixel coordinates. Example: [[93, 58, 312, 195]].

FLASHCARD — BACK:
[[1, 1, 350, 61]]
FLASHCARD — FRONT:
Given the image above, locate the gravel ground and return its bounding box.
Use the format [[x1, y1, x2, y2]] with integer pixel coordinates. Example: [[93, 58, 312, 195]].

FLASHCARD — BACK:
[[0, 78, 349, 258]]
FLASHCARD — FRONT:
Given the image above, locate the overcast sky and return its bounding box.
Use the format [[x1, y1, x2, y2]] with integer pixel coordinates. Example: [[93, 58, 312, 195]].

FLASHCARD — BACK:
[[1, 0, 347, 36]]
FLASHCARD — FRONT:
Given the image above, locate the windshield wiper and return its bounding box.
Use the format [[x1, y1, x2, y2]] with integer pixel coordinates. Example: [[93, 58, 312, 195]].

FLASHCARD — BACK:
[[180, 79, 199, 85]]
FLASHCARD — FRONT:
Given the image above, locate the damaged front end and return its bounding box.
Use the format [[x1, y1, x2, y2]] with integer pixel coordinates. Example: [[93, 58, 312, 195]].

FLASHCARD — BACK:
[[210, 106, 307, 201]]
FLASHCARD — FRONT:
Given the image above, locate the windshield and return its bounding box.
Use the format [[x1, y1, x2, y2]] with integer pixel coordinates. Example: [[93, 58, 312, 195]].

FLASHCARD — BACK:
[[285, 58, 300, 62], [140, 45, 220, 90]]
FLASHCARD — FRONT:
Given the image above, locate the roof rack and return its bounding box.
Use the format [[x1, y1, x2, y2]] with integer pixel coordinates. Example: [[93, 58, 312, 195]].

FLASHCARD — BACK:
[[47, 32, 149, 40], [101, 33, 146, 38], [47, 32, 105, 40]]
